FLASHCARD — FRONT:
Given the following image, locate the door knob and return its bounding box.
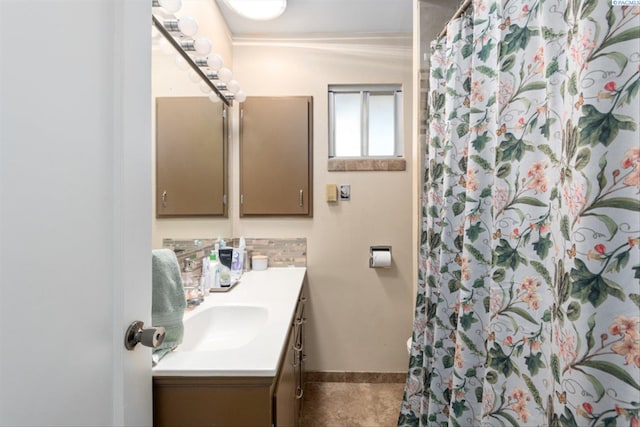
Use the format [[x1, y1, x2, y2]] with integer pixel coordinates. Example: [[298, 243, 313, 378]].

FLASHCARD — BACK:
[[124, 321, 166, 351]]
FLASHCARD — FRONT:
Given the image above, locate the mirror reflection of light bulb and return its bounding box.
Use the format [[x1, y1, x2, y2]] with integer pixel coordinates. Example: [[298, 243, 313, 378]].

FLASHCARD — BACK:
[[235, 90, 247, 103], [199, 81, 211, 94], [177, 16, 198, 37], [218, 67, 232, 83], [194, 38, 212, 55], [209, 92, 221, 103], [207, 54, 223, 71], [175, 55, 189, 70], [159, 38, 174, 55], [188, 69, 201, 83], [227, 80, 240, 94], [158, 0, 182, 14]]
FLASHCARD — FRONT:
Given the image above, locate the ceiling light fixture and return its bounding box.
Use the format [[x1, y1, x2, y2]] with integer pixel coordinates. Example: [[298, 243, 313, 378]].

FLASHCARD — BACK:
[[222, 0, 287, 21]]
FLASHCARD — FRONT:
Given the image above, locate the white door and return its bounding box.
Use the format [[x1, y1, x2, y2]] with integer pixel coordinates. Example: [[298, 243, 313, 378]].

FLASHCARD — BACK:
[[0, 1, 152, 425]]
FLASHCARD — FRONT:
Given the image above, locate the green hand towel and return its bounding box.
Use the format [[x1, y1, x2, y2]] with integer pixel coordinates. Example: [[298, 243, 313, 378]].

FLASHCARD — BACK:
[[152, 249, 186, 365]]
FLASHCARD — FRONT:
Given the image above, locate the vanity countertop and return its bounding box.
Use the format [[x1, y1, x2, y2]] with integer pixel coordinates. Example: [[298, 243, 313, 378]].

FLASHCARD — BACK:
[[152, 267, 306, 377]]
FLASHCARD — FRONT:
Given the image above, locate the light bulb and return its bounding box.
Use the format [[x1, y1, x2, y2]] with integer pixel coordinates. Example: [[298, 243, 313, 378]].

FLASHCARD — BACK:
[[188, 69, 201, 83], [207, 54, 224, 71], [218, 67, 232, 83], [159, 38, 174, 55], [177, 16, 198, 37], [199, 81, 211, 94], [209, 92, 221, 104], [158, 0, 182, 14], [227, 79, 241, 94], [175, 55, 189, 71], [235, 90, 247, 103], [194, 38, 212, 55]]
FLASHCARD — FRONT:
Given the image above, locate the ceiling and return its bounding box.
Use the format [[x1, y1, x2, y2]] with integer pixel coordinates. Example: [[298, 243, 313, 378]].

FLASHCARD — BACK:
[[214, 0, 458, 38]]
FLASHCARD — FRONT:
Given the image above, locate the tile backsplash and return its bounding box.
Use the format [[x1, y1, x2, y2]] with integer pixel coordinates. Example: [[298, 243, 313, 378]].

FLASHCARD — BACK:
[[233, 237, 307, 268], [162, 237, 307, 287]]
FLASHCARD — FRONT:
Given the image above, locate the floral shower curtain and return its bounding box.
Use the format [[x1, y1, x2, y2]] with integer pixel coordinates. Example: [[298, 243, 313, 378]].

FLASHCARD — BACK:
[[400, 1, 640, 426]]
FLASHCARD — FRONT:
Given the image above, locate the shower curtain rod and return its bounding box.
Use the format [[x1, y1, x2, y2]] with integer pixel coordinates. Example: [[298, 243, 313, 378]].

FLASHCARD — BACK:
[[436, 0, 472, 39]]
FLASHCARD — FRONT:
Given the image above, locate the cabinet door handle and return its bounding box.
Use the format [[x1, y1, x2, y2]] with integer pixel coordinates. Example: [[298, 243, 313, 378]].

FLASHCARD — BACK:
[[161, 191, 167, 208], [299, 189, 303, 207], [296, 387, 304, 400]]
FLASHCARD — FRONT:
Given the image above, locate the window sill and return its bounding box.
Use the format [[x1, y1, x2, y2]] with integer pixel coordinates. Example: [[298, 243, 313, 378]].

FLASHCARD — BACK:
[[327, 158, 406, 172]]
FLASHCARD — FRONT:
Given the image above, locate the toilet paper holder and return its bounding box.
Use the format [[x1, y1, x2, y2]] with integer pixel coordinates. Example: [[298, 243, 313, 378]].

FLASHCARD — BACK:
[[369, 245, 392, 268]]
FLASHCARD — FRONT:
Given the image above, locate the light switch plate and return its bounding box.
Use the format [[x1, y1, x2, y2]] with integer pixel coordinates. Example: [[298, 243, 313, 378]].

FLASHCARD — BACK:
[[326, 184, 338, 202], [339, 184, 351, 201]]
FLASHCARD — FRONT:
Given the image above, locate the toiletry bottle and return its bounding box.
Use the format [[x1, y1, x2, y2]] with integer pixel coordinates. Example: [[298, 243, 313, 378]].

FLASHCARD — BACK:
[[201, 255, 211, 291], [209, 250, 220, 289], [238, 236, 248, 273], [218, 247, 233, 287], [216, 236, 226, 249]]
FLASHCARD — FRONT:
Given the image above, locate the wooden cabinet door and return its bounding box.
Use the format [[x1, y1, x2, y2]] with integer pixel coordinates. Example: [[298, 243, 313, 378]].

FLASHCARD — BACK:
[[275, 324, 297, 427], [156, 97, 227, 217], [153, 377, 273, 427], [240, 96, 313, 216]]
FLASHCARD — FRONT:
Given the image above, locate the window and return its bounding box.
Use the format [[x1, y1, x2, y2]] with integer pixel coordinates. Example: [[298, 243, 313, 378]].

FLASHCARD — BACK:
[[328, 85, 402, 158]]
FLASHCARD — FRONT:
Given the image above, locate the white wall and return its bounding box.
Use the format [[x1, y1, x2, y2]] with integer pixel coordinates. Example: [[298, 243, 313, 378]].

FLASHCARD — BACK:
[[231, 35, 414, 372], [151, 0, 234, 248]]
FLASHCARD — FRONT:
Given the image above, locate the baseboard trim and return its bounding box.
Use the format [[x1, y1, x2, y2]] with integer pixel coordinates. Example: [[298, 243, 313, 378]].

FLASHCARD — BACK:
[[305, 371, 406, 384]]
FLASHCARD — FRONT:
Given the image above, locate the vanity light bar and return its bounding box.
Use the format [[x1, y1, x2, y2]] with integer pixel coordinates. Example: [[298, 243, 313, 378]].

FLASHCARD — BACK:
[[152, 14, 232, 106], [195, 57, 208, 67], [163, 19, 180, 32], [204, 71, 229, 92], [179, 39, 196, 51]]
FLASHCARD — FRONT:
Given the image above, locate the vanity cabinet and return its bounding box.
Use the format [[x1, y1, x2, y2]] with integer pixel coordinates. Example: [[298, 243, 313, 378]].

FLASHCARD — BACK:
[[276, 286, 307, 427], [239, 96, 313, 217], [153, 285, 307, 427]]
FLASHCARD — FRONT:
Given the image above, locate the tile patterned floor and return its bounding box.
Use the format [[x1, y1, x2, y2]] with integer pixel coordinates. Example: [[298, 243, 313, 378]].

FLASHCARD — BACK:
[[300, 382, 405, 427]]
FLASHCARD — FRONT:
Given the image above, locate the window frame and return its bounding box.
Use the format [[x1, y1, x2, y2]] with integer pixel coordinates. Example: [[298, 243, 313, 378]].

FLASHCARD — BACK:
[[328, 84, 403, 158]]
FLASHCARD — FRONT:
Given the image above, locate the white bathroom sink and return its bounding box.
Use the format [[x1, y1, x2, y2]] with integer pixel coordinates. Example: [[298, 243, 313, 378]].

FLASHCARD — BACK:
[[152, 268, 306, 377], [179, 305, 269, 351]]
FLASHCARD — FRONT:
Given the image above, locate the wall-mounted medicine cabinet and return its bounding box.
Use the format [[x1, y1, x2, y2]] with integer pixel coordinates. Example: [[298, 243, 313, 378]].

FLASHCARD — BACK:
[[156, 97, 228, 217], [239, 96, 313, 217]]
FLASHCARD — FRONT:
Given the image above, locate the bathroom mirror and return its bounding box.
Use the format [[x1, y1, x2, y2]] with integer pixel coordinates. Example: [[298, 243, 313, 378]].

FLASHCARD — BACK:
[[152, 33, 230, 219]]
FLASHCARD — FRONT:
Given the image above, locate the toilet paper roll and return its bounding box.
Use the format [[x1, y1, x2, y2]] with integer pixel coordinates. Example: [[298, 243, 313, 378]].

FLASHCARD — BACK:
[[371, 250, 392, 268]]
